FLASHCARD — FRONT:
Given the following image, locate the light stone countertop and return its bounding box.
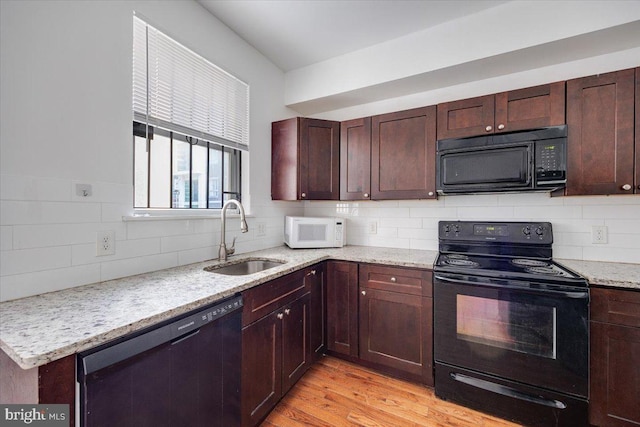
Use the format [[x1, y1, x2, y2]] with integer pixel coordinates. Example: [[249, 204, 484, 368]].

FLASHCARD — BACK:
[[1, 245, 637, 370]]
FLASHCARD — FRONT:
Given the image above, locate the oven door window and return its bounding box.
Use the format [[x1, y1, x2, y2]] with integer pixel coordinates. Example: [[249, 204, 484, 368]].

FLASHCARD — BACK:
[[440, 145, 531, 188], [456, 295, 556, 359]]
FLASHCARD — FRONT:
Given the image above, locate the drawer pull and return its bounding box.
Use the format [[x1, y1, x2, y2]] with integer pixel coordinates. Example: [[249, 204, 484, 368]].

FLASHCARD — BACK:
[[390, 277, 397, 282], [277, 313, 284, 320], [284, 308, 291, 316]]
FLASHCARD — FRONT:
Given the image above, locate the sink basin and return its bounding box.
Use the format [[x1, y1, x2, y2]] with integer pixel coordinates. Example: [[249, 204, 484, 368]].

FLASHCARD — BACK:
[[204, 258, 286, 276]]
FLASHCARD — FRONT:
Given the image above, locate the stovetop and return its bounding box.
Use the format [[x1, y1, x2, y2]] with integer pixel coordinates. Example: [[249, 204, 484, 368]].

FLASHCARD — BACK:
[[435, 221, 588, 287], [434, 252, 588, 286]]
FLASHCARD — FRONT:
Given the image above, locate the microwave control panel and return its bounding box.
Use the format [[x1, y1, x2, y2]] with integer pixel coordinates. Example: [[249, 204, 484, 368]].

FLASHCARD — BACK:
[[535, 138, 566, 184]]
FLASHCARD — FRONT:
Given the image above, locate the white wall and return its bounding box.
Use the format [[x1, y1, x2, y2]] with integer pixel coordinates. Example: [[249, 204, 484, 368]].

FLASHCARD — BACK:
[[0, 0, 302, 302]]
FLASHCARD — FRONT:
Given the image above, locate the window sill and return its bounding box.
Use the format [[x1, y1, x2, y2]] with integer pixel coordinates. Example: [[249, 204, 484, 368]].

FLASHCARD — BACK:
[[123, 210, 252, 221]]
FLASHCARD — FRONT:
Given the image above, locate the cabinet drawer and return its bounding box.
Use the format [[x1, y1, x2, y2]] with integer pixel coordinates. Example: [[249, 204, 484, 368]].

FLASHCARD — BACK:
[[359, 264, 432, 297], [591, 287, 640, 327], [242, 267, 313, 326]]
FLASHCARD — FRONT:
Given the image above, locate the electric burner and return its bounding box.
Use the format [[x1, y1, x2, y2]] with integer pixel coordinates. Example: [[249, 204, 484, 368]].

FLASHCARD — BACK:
[[511, 258, 550, 267]]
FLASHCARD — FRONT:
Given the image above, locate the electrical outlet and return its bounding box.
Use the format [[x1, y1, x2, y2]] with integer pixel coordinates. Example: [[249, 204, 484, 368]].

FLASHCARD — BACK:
[[591, 225, 608, 244], [97, 230, 116, 256], [368, 221, 378, 234], [256, 222, 267, 237]]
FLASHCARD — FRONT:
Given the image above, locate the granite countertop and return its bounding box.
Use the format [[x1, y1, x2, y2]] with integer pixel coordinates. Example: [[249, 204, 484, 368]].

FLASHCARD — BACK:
[[1, 245, 638, 370]]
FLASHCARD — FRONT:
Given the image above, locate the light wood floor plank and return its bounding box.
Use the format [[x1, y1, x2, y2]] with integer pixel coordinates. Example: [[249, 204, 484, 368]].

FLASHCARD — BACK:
[[261, 356, 522, 427]]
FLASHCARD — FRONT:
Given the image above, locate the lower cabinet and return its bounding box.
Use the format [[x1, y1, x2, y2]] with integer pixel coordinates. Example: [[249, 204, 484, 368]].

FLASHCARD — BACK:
[[326, 260, 359, 357], [359, 264, 433, 386], [241, 265, 321, 427], [590, 287, 640, 427], [325, 261, 434, 386]]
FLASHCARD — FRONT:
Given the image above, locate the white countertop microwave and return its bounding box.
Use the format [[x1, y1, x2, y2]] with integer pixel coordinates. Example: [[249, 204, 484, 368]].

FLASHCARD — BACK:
[[284, 216, 345, 248]]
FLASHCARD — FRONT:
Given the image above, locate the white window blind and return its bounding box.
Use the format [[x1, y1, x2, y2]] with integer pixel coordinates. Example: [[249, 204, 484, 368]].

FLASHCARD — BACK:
[[133, 16, 249, 151]]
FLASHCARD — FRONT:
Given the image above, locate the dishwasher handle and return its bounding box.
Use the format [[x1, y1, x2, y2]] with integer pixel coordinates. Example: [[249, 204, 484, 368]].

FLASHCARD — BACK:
[[79, 294, 242, 376]]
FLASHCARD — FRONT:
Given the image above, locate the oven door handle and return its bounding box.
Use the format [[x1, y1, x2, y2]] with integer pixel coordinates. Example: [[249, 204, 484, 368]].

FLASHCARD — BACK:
[[450, 372, 567, 409], [434, 275, 589, 299]]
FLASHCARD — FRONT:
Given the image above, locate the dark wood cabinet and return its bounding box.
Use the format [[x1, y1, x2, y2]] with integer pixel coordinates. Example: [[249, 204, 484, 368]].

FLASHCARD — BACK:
[[308, 263, 326, 360], [371, 106, 437, 200], [326, 260, 359, 357], [437, 82, 565, 140], [636, 67, 640, 194], [241, 267, 316, 427], [590, 287, 640, 427], [340, 117, 372, 200], [271, 117, 340, 200], [358, 264, 433, 385], [566, 68, 637, 196], [0, 353, 76, 427]]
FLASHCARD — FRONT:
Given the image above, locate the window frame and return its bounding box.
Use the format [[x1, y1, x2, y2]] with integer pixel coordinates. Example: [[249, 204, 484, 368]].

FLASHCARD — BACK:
[[133, 122, 242, 210]]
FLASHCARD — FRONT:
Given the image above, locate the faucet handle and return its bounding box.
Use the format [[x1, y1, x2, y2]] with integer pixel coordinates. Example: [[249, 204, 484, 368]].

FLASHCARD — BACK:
[[227, 237, 237, 255]]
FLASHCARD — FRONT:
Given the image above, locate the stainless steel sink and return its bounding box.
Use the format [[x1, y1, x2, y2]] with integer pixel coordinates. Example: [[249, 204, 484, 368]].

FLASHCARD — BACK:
[[204, 258, 286, 276]]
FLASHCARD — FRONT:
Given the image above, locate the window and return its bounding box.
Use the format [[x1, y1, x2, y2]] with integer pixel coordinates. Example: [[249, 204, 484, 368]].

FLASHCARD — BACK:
[[132, 15, 248, 209]]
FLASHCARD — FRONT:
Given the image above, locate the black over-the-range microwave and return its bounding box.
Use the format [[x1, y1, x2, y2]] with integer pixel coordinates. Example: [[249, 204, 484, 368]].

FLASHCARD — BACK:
[[436, 125, 568, 195]]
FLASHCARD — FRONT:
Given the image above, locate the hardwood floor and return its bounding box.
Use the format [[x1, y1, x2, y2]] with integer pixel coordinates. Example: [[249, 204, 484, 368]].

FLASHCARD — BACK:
[[261, 356, 521, 427]]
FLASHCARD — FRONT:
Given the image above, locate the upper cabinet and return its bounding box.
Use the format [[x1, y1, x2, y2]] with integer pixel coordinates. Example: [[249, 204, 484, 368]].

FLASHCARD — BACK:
[[271, 117, 340, 200], [340, 117, 372, 200], [566, 68, 638, 196], [436, 82, 566, 140], [371, 106, 437, 200]]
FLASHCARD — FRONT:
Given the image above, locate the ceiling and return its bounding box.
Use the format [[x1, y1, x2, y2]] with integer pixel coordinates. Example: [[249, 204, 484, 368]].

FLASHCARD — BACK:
[[197, 0, 509, 71]]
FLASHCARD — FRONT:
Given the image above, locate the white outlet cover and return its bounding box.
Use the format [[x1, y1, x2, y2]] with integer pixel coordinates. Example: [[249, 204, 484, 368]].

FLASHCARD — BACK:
[[97, 230, 116, 256]]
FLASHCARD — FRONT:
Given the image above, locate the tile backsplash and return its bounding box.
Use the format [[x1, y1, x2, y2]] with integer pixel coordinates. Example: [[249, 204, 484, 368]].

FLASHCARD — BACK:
[[304, 193, 640, 264], [1, 172, 638, 302]]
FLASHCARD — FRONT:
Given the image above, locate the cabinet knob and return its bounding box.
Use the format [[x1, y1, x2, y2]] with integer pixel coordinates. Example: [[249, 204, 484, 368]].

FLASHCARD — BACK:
[[485, 125, 492, 132], [428, 191, 434, 197], [301, 192, 306, 198], [364, 193, 369, 198], [284, 308, 291, 316], [622, 184, 632, 191], [497, 124, 505, 130], [308, 269, 316, 276], [390, 277, 397, 282], [277, 313, 284, 320], [361, 290, 366, 296]]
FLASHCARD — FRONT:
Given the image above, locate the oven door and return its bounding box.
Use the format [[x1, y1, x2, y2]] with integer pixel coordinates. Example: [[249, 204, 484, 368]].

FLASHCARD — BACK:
[[437, 143, 533, 193], [434, 273, 588, 397]]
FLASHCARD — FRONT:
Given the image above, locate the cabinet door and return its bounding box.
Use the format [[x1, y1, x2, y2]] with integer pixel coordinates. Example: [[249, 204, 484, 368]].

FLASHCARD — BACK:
[[271, 117, 299, 201], [590, 322, 640, 426], [371, 106, 437, 200], [437, 94, 495, 140], [359, 289, 433, 384], [299, 118, 340, 200], [494, 82, 565, 133], [307, 264, 326, 360], [326, 261, 359, 357], [636, 67, 640, 194], [241, 312, 281, 427], [340, 117, 372, 200], [281, 294, 311, 394], [566, 68, 636, 195], [590, 287, 640, 427]]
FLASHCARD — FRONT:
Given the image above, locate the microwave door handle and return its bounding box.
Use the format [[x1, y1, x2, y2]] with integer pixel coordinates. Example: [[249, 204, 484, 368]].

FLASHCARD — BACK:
[[434, 275, 589, 299]]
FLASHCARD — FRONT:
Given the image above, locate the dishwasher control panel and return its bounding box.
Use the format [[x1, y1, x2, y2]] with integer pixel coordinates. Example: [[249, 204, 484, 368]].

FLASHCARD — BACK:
[[171, 295, 243, 338]]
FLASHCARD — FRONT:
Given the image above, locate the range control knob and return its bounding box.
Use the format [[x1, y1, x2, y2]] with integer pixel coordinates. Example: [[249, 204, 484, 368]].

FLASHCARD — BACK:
[[535, 226, 544, 236], [453, 224, 461, 233], [523, 226, 532, 236], [444, 224, 451, 233]]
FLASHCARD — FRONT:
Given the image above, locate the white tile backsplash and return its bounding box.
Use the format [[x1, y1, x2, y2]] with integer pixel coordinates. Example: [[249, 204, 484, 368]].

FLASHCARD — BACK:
[[303, 194, 640, 264], [1, 173, 639, 302]]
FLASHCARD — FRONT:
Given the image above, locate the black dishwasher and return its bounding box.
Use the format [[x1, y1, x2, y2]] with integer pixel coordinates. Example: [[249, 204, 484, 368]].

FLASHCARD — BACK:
[[78, 294, 242, 427]]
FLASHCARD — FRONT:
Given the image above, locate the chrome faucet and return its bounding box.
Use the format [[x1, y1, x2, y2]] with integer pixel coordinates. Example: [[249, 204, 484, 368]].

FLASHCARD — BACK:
[[219, 199, 249, 261]]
